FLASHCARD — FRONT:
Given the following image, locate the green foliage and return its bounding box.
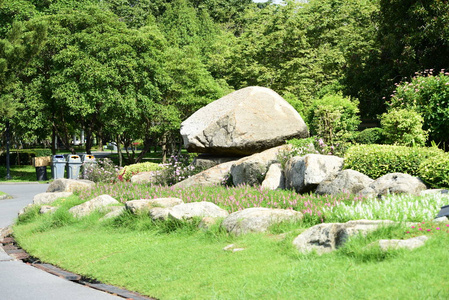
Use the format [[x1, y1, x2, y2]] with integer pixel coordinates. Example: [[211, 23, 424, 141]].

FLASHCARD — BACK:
[[154, 154, 203, 186], [352, 127, 384, 145], [118, 161, 162, 182], [306, 93, 361, 146], [380, 108, 428, 147], [418, 153, 449, 188], [388, 71, 449, 147], [344, 144, 444, 179]]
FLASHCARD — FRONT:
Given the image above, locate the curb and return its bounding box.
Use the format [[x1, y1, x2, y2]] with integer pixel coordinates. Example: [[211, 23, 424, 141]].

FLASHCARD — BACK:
[[0, 232, 156, 300]]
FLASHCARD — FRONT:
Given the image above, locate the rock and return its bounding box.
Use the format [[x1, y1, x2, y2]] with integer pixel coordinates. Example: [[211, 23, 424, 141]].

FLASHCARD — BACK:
[[168, 202, 229, 220], [292, 220, 395, 254], [125, 198, 184, 214], [221, 207, 303, 235], [180, 86, 309, 156], [18, 204, 33, 217], [39, 205, 58, 214], [130, 172, 157, 184], [374, 235, 429, 251], [198, 216, 219, 229], [261, 163, 285, 190], [285, 154, 344, 193], [360, 173, 427, 198], [315, 169, 373, 195], [193, 155, 242, 170], [420, 189, 449, 196], [69, 194, 120, 218], [149, 207, 172, 221], [33, 192, 73, 205], [223, 244, 246, 252], [173, 160, 235, 189], [433, 216, 449, 223], [100, 206, 126, 220], [46, 178, 95, 193], [230, 145, 290, 186]]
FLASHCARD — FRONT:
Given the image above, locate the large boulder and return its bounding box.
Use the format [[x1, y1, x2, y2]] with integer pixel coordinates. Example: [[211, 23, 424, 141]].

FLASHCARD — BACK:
[[315, 169, 373, 195], [361, 173, 427, 198], [231, 145, 290, 186], [293, 220, 395, 254], [46, 178, 95, 193], [284, 154, 344, 193], [222, 207, 303, 235], [172, 160, 235, 189], [192, 155, 242, 170], [68, 194, 120, 218], [168, 202, 229, 220], [261, 163, 285, 190], [33, 192, 73, 205], [180, 86, 309, 156]]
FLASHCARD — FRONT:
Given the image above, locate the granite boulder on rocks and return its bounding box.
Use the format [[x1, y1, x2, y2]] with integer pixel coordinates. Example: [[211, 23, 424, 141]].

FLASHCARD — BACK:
[[180, 86, 309, 156], [47, 178, 95, 193], [221, 207, 303, 235]]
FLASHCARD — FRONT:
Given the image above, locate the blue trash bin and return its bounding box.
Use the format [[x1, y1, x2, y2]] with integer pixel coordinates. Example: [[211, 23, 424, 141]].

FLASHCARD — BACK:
[[66, 155, 82, 180], [51, 155, 66, 179]]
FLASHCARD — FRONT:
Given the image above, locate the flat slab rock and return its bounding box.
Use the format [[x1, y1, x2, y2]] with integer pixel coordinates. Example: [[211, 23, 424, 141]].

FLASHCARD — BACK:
[[33, 192, 73, 205], [125, 198, 184, 214], [168, 202, 229, 220], [373, 235, 429, 251], [221, 207, 303, 235], [293, 220, 395, 255], [180, 86, 308, 156], [69, 194, 120, 218], [47, 178, 95, 193]]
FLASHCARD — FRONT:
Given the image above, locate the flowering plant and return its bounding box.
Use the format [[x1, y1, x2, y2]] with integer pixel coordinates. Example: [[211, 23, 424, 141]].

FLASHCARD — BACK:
[[82, 158, 121, 183]]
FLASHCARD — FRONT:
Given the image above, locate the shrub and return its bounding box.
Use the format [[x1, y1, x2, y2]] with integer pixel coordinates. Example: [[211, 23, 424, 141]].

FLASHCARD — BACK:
[[388, 70, 449, 146], [306, 93, 361, 146], [118, 162, 163, 182], [418, 152, 449, 188], [344, 144, 444, 179], [154, 155, 204, 186], [352, 127, 384, 145], [380, 109, 428, 146], [82, 158, 121, 183]]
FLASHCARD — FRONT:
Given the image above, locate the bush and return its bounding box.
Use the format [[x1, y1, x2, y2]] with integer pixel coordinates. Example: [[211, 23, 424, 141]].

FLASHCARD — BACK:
[[418, 153, 449, 188], [154, 155, 204, 186], [306, 93, 361, 146], [352, 127, 384, 145], [118, 162, 163, 182], [380, 109, 428, 146], [388, 70, 449, 146], [344, 144, 444, 179], [82, 158, 121, 183]]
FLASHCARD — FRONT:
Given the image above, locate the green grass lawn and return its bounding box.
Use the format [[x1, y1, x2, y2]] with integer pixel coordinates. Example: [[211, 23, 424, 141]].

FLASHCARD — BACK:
[[13, 196, 449, 300], [0, 165, 43, 182]]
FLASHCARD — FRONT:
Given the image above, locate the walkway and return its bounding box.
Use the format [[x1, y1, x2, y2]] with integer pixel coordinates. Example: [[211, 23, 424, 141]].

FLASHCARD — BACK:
[[0, 183, 121, 300]]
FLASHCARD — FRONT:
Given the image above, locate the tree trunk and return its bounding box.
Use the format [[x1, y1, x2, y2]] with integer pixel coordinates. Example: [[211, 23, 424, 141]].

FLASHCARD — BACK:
[[161, 132, 167, 164], [116, 135, 123, 167]]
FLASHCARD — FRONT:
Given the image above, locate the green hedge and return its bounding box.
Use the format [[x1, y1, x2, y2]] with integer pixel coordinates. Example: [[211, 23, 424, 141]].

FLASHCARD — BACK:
[[419, 153, 449, 188], [344, 144, 444, 179], [0, 149, 52, 165]]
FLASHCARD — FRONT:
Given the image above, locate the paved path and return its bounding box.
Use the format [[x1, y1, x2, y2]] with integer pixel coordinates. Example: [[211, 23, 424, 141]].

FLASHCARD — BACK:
[[0, 183, 120, 300]]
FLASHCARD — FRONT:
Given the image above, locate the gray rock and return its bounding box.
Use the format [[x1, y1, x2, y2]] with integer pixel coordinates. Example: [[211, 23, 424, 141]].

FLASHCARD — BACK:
[[433, 216, 449, 223], [261, 163, 285, 190], [316, 169, 373, 195], [39, 205, 58, 214], [100, 206, 126, 220], [125, 198, 184, 214], [180, 86, 309, 156], [284, 154, 344, 193], [18, 204, 33, 217], [361, 173, 427, 198], [46, 178, 95, 193], [168, 202, 229, 220], [130, 172, 157, 184], [222, 207, 303, 235], [293, 220, 395, 254], [231, 145, 290, 186], [375, 235, 429, 251], [149, 207, 172, 221], [69, 194, 120, 218], [33, 192, 73, 205], [192, 155, 242, 170], [173, 160, 235, 189]]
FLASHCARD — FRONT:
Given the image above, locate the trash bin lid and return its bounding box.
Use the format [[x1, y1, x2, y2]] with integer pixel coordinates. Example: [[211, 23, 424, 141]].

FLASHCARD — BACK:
[[52, 155, 66, 162], [67, 155, 81, 162]]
